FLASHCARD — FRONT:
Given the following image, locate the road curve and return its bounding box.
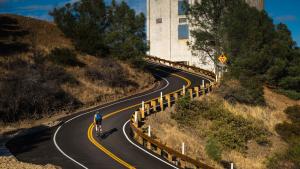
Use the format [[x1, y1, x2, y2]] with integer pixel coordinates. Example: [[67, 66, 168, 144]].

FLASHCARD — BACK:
[[7, 63, 210, 169]]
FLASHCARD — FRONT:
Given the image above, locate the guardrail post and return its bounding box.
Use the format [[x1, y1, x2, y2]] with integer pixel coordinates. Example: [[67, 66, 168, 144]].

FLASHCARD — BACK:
[[182, 142, 185, 155], [166, 94, 171, 108], [151, 100, 157, 112], [179, 159, 186, 168], [148, 125, 151, 137], [182, 85, 186, 96], [167, 153, 173, 162], [134, 111, 138, 127], [160, 92, 164, 111], [202, 80, 205, 88], [188, 89, 193, 99], [194, 87, 199, 97], [145, 104, 150, 115], [156, 147, 162, 156], [173, 92, 179, 101], [206, 83, 210, 93], [231, 162, 234, 169], [201, 86, 205, 95], [141, 101, 145, 119]]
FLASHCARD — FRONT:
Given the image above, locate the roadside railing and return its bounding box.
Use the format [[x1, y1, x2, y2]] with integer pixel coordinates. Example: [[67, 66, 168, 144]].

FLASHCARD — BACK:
[[145, 55, 216, 81], [129, 57, 216, 169]]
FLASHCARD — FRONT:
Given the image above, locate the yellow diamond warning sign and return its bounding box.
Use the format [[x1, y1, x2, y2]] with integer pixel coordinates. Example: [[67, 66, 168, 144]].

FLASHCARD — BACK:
[[218, 54, 227, 64]]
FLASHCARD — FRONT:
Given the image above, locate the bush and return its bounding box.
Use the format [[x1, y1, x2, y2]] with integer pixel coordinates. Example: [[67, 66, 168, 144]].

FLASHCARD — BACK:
[[270, 105, 300, 168], [172, 98, 269, 152], [276, 89, 300, 100], [285, 105, 300, 123], [205, 138, 222, 162], [48, 48, 83, 67], [276, 105, 300, 143], [218, 78, 265, 106], [279, 76, 300, 92]]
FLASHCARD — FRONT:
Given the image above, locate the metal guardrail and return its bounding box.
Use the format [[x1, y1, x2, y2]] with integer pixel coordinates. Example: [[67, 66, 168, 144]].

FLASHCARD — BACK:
[[129, 57, 216, 169]]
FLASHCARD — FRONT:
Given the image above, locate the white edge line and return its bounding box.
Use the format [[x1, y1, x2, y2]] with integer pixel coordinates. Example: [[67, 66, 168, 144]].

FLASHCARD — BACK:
[[53, 75, 169, 169], [53, 126, 89, 169], [122, 120, 179, 169], [53, 64, 211, 169]]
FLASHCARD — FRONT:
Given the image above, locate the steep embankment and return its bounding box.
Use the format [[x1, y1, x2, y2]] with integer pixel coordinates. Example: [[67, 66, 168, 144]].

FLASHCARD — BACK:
[[0, 14, 155, 131], [144, 87, 299, 169]]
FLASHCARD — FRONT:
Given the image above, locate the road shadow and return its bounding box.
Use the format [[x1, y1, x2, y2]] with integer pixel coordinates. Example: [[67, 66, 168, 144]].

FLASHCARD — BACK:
[[5, 125, 51, 156], [99, 128, 118, 139]]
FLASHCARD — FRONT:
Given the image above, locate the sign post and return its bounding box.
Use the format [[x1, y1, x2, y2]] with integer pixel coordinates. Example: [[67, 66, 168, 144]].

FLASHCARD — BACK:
[[217, 54, 228, 81]]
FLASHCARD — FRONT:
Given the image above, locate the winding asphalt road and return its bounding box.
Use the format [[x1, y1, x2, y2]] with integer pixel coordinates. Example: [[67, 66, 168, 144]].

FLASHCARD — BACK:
[[7, 63, 210, 169]]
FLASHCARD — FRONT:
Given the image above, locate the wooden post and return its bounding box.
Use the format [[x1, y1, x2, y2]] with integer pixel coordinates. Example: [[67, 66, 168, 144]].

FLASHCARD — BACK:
[[201, 86, 205, 95], [134, 111, 138, 125], [173, 92, 178, 101], [145, 104, 150, 115], [166, 94, 171, 108], [167, 153, 173, 162], [206, 83, 210, 93], [179, 159, 186, 168], [147, 141, 152, 150], [160, 92, 164, 111], [151, 100, 157, 112], [140, 108, 145, 119], [148, 125, 151, 137], [142, 101, 145, 113], [188, 89, 193, 99], [194, 87, 199, 97], [156, 148, 162, 156]]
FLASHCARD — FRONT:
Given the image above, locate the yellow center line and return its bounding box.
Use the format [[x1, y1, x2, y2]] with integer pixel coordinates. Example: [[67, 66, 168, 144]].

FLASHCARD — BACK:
[[87, 69, 191, 169]]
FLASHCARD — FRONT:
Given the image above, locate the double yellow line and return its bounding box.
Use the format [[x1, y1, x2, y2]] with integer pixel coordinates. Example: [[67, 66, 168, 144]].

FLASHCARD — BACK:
[[87, 71, 191, 169]]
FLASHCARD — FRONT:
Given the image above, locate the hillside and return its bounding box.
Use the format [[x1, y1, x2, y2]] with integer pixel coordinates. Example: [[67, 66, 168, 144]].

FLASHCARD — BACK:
[[145, 87, 299, 169], [0, 14, 155, 128]]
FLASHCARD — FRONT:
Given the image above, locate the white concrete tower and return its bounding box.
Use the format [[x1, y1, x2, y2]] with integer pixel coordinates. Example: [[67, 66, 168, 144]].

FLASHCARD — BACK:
[[147, 0, 264, 72]]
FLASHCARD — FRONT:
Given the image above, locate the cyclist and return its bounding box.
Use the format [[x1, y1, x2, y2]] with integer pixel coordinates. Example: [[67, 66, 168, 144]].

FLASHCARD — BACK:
[[94, 112, 103, 136]]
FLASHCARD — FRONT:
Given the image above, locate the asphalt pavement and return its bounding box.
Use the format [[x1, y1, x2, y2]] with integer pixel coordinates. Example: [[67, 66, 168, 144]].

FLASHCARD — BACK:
[[7, 63, 209, 169]]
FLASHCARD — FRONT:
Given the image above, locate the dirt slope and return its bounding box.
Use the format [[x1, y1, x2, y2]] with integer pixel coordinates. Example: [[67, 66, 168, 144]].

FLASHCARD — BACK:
[[0, 14, 155, 129]]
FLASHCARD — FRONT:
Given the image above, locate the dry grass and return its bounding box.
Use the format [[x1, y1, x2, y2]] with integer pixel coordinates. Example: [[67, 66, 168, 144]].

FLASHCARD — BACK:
[[144, 87, 298, 169], [145, 108, 221, 168], [0, 156, 60, 169], [0, 14, 155, 132], [0, 14, 72, 55]]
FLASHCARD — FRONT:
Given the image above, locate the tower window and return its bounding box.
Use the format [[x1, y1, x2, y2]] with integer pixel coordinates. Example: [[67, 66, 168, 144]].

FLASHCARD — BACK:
[[179, 18, 187, 23], [156, 18, 162, 24], [178, 0, 188, 15], [178, 24, 189, 39]]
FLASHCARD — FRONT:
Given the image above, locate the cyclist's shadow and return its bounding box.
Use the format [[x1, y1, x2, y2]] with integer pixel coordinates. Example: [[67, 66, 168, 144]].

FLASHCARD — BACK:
[[99, 128, 118, 139]]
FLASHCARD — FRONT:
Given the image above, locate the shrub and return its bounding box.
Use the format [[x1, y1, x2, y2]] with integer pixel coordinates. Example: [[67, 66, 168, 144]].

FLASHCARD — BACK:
[[172, 98, 269, 152], [270, 106, 300, 168], [276, 105, 300, 143], [48, 48, 83, 67], [205, 138, 222, 162], [217, 78, 265, 106], [276, 89, 300, 100], [279, 76, 300, 92], [285, 105, 300, 123]]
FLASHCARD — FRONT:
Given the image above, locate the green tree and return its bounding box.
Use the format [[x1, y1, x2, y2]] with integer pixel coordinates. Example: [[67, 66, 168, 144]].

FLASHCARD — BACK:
[[187, 0, 228, 65], [50, 0, 147, 61], [50, 0, 108, 56], [106, 0, 147, 60]]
